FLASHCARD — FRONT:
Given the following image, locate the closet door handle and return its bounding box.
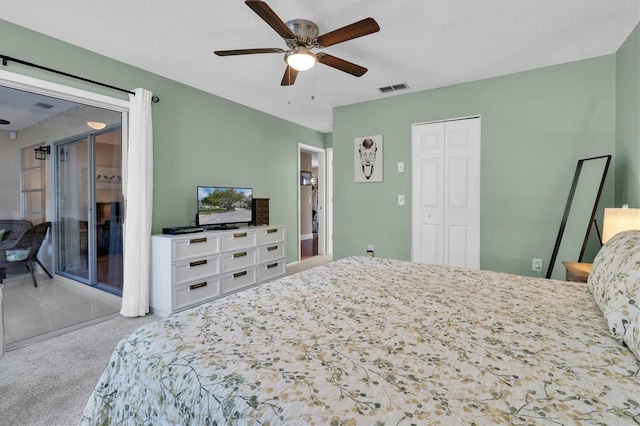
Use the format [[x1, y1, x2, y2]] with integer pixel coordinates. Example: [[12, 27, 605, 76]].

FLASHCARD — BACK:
[[233, 251, 247, 258], [267, 262, 278, 269], [233, 232, 247, 238], [267, 245, 278, 251], [233, 270, 247, 278], [190, 237, 207, 244], [189, 259, 207, 267], [267, 228, 278, 234]]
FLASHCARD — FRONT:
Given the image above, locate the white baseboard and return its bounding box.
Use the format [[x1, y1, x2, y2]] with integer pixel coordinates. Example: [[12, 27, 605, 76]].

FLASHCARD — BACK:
[[300, 233, 314, 241]]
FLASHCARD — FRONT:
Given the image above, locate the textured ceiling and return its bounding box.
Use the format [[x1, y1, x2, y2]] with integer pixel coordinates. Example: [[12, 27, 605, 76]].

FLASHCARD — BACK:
[[1, 0, 639, 133]]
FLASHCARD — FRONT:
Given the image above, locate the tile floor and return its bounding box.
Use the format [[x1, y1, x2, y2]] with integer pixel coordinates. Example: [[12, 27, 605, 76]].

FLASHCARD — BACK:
[[2, 269, 121, 351]]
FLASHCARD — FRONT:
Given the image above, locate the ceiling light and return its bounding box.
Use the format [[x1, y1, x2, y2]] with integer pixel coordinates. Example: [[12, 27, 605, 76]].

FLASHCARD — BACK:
[[285, 47, 316, 71], [87, 121, 106, 130]]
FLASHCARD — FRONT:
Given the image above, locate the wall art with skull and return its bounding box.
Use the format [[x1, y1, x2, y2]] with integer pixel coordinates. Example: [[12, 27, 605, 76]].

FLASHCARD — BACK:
[[354, 134, 383, 183]]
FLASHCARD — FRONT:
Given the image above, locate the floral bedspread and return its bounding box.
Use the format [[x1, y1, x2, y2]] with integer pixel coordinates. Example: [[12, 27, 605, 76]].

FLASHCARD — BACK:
[[81, 257, 640, 425]]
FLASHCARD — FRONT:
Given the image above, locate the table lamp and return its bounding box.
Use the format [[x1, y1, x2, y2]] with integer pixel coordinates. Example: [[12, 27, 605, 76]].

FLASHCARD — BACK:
[[602, 206, 640, 244]]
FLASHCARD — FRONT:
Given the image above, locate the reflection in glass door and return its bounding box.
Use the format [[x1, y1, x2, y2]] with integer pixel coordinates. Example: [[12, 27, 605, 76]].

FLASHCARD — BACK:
[[55, 126, 123, 295]]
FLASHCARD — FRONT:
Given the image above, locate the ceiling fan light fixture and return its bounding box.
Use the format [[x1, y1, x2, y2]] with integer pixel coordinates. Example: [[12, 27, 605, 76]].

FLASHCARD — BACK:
[[285, 48, 316, 71]]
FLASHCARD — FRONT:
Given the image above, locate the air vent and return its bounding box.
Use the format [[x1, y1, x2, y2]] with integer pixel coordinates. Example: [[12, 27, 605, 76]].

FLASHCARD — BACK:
[[33, 102, 54, 109], [377, 83, 408, 93]]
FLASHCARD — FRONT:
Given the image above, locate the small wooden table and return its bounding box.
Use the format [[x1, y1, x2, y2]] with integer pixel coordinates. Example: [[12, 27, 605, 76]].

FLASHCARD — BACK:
[[561, 261, 592, 283]]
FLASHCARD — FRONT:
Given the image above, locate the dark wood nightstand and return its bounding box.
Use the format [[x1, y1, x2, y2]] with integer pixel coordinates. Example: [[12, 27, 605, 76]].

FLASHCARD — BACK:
[[561, 261, 592, 283]]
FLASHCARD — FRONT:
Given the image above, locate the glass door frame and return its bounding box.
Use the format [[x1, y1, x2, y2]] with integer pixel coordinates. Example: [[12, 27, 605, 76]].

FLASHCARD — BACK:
[[54, 124, 123, 294]]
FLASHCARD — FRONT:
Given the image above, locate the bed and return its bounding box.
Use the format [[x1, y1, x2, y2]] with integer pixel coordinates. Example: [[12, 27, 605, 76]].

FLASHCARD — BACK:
[[81, 231, 640, 425]]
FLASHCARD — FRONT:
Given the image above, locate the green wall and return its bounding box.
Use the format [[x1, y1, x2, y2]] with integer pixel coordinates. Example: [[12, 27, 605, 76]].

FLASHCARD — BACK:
[[0, 20, 325, 263], [1, 18, 636, 275], [615, 23, 640, 208], [332, 56, 617, 277]]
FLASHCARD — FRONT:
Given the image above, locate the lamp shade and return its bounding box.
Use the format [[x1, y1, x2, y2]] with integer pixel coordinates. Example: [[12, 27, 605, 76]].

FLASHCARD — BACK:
[[602, 207, 640, 243]]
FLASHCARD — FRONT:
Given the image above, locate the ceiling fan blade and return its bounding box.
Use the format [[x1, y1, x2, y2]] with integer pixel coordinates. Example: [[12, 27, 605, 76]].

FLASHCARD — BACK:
[[214, 48, 285, 56], [317, 54, 368, 77], [315, 17, 380, 48], [281, 66, 298, 86], [245, 0, 296, 40]]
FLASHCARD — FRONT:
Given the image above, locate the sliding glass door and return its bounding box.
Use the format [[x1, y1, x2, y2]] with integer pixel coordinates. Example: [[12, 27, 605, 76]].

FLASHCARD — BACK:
[[55, 126, 123, 295]]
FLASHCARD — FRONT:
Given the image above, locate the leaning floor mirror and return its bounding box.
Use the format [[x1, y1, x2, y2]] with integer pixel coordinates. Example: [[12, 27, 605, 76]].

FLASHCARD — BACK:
[[546, 155, 611, 280]]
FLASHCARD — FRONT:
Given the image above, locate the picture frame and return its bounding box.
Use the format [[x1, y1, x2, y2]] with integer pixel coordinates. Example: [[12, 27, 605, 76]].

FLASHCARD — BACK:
[[300, 170, 312, 186], [354, 134, 383, 182]]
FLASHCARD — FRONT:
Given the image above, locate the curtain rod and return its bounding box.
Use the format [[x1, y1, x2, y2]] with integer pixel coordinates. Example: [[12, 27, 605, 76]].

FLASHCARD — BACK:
[[0, 54, 160, 103]]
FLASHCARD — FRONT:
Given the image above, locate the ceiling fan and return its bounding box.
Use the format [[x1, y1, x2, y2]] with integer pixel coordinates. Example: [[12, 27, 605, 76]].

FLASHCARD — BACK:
[[214, 0, 380, 86]]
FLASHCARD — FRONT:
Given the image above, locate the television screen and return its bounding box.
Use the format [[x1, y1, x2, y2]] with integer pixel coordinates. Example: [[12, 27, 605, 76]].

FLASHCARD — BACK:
[[196, 186, 253, 229]]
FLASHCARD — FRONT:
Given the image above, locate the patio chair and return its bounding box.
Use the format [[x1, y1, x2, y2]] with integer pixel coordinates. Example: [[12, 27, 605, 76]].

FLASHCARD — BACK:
[[0, 222, 53, 287]]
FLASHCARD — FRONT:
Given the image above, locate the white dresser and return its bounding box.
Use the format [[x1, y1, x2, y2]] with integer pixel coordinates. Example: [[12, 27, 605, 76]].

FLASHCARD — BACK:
[[150, 225, 286, 317]]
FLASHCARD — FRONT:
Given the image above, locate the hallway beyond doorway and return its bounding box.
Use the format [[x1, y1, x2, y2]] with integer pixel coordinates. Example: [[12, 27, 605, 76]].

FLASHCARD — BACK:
[[301, 234, 318, 259]]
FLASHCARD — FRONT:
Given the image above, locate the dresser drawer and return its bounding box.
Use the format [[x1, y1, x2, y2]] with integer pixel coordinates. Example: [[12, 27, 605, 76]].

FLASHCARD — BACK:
[[257, 243, 285, 264], [221, 267, 257, 295], [173, 276, 221, 312], [173, 234, 220, 261], [258, 259, 285, 282], [257, 226, 285, 246], [174, 254, 220, 285], [221, 248, 257, 273], [221, 230, 257, 252]]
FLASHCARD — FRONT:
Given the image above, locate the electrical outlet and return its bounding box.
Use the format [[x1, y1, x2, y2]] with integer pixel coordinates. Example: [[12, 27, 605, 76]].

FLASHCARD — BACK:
[[366, 245, 374, 257], [397, 162, 404, 172], [398, 194, 405, 205], [532, 258, 543, 272]]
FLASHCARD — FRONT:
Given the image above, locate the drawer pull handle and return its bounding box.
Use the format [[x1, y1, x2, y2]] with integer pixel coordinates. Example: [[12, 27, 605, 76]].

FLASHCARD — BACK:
[[190, 237, 207, 244], [189, 259, 207, 267], [189, 282, 207, 290], [267, 262, 278, 269], [233, 251, 247, 258], [233, 232, 247, 238], [267, 245, 278, 251], [233, 270, 247, 278], [267, 228, 278, 234]]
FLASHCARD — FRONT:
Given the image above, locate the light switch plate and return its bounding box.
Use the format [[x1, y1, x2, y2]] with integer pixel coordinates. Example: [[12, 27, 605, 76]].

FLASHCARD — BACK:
[[397, 162, 404, 172], [398, 194, 405, 205]]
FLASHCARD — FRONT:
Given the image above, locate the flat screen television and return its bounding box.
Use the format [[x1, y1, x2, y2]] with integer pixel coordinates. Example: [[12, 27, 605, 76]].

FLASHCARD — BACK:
[[196, 186, 253, 230]]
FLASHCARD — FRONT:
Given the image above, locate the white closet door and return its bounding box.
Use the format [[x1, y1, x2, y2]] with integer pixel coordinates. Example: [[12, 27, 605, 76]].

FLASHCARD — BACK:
[[411, 118, 480, 269], [411, 122, 445, 265]]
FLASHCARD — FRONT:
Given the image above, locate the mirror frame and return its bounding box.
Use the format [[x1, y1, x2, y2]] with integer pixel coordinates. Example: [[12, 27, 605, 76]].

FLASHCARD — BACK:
[[546, 155, 611, 279]]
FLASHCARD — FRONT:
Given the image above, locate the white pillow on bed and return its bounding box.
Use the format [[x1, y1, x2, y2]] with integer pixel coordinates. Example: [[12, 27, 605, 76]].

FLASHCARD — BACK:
[[587, 229, 640, 358]]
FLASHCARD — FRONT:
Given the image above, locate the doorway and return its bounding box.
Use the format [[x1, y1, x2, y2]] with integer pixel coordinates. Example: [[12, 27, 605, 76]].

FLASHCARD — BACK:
[[0, 71, 129, 348], [298, 143, 328, 261]]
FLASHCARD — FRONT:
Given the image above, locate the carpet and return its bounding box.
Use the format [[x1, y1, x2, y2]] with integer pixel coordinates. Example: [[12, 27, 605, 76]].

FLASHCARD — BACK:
[[0, 314, 157, 426]]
